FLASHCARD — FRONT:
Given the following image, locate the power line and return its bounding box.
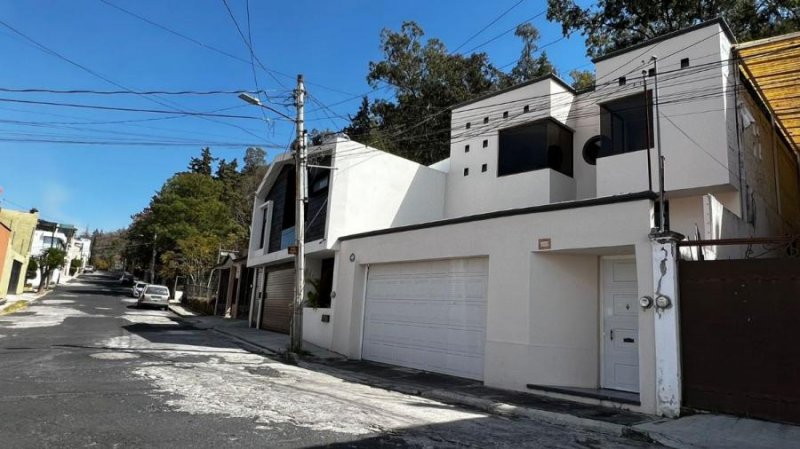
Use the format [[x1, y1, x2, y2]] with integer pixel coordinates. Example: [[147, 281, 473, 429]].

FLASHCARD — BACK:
[[0, 17, 271, 141], [451, 0, 528, 54], [0, 87, 278, 96], [0, 97, 276, 119]]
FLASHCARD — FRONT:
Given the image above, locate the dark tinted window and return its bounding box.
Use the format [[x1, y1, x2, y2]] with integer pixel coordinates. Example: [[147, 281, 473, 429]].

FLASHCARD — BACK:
[[498, 119, 573, 177], [599, 91, 653, 158]]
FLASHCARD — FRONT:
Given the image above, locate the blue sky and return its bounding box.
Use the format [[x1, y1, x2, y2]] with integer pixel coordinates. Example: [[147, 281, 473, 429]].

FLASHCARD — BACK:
[[0, 0, 591, 232]]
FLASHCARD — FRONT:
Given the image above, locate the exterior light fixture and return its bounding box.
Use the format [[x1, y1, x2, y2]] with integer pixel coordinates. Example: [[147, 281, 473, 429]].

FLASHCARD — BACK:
[[238, 92, 262, 106]]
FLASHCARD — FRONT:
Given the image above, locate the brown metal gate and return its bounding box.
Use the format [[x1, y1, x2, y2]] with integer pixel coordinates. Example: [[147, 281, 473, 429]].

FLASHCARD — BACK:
[[679, 257, 800, 424]]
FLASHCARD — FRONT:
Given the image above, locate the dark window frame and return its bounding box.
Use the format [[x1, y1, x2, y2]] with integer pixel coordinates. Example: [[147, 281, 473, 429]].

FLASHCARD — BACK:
[[497, 117, 574, 178], [598, 90, 654, 159]]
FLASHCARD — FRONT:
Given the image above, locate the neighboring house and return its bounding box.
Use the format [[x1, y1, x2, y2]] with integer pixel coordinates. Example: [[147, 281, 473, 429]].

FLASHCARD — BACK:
[[0, 208, 39, 298], [30, 220, 77, 287], [211, 255, 251, 320], [247, 136, 446, 337], [65, 236, 92, 276], [319, 19, 799, 418]]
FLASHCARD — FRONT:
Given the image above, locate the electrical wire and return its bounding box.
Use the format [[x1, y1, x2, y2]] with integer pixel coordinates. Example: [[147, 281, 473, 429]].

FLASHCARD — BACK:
[[451, 0, 528, 54]]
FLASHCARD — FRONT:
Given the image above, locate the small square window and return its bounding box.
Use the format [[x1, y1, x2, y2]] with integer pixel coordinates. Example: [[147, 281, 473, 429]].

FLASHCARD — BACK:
[[463, 167, 469, 176], [466, 122, 471, 129], [503, 111, 509, 119], [481, 164, 487, 172], [523, 105, 530, 113], [648, 68, 656, 77], [482, 139, 488, 148], [465, 144, 470, 153], [680, 58, 690, 69], [618, 76, 626, 86], [483, 116, 489, 124]]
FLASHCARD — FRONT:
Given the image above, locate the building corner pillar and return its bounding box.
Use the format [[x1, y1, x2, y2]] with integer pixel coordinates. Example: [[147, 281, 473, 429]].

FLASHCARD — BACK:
[[649, 230, 683, 418]]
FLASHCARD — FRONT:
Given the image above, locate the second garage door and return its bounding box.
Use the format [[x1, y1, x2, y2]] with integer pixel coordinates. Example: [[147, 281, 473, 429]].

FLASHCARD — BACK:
[[261, 268, 294, 334], [362, 258, 488, 380]]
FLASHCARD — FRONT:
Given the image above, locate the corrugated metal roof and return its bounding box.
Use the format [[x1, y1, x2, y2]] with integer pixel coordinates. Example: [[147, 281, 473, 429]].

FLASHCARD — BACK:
[[736, 32, 800, 153]]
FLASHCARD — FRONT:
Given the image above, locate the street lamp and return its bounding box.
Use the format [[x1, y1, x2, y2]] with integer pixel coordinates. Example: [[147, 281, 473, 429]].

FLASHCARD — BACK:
[[237, 81, 306, 354], [238, 92, 262, 106]]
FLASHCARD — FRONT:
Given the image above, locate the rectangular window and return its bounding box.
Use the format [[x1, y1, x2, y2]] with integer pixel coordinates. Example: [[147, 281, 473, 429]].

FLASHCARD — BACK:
[[463, 167, 469, 176], [465, 144, 470, 153], [503, 111, 509, 119], [681, 58, 690, 69], [482, 139, 488, 148], [599, 91, 654, 158], [483, 117, 489, 124], [258, 206, 268, 249], [481, 163, 487, 172], [618, 76, 626, 86], [310, 174, 329, 193], [523, 105, 530, 113], [466, 122, 471, 129], [498, 118, 574, 177]]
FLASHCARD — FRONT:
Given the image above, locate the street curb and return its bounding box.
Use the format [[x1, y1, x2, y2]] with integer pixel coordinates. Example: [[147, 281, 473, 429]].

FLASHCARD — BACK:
[[164, 307, 667, 444], [421, 389, 630, 437], [0, 288, 53, 315]]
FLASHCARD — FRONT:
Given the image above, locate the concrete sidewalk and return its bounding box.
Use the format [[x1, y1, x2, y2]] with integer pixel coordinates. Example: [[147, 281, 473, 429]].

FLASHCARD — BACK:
[[168, 302, 800, 449], [168, 302, 342, 361], [0, 289, 52, 314]]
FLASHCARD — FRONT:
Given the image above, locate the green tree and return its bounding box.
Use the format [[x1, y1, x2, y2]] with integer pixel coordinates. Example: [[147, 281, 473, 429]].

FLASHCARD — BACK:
[[569, 69, 596, 90], [188, 147, 216, 175], [37, 247, 67, 291], [26, 258, 38, 280], [547, 0, 800, 58], [363, 21, 504, 164], [508, 23, 556, 84]]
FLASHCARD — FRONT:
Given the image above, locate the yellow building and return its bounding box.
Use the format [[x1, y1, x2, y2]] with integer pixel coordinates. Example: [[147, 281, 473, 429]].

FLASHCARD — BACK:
[[0, 208, 39, 298]]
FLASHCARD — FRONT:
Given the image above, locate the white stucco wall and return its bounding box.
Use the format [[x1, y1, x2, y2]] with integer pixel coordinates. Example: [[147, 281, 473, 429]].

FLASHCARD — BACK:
[[591, 22, 735, 196], [247, 139, 446, 268], [326, 140, 446, 244], [330, 198, 659, 413], [445, 78, 577, 218]]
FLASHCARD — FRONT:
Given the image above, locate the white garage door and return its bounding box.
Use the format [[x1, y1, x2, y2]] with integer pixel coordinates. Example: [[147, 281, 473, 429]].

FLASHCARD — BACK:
[[362, 258, 488, 380]]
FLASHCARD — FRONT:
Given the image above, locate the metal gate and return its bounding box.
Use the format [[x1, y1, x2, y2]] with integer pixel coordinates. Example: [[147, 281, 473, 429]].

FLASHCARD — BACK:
[[679, 237, 800, 424]]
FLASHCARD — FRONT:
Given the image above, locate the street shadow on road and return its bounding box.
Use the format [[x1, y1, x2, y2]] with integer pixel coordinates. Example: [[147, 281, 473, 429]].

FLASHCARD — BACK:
[[121, 318, 249, 352]]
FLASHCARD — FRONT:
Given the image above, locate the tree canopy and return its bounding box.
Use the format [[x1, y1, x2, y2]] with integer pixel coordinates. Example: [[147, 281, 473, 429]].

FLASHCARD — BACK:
[[346, 20, 555, 165], [547, 0, 800, 58], [117, 147, 267, 284]]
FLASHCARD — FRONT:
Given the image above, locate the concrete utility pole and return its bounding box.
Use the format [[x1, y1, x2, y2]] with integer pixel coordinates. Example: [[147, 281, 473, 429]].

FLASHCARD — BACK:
[[291, 74, 306, 354], [651, 56, 667, 233], [149, 231, 157, 284]]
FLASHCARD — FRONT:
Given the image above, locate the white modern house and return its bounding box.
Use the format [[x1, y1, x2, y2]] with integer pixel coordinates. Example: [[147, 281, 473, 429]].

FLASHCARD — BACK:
[[247, 19, 800, 418], [246, 136, 447, 345]]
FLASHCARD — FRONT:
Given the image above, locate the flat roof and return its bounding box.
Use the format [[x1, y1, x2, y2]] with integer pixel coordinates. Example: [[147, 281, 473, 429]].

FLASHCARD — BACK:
[[592, 18, 736, 63], [451, 73, 576, 111], [341, 191, 656, 241]]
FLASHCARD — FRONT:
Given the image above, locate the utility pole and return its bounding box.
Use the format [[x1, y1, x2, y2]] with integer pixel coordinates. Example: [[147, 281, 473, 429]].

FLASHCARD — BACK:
[[651, 56, 667, 233], [149, 231, 157, 283], [291, 74, 306, 354]]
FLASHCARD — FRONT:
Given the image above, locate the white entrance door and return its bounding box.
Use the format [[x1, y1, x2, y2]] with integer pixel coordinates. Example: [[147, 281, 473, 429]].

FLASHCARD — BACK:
[[602, 257, 640, 393], [362, 258, 488, 380]]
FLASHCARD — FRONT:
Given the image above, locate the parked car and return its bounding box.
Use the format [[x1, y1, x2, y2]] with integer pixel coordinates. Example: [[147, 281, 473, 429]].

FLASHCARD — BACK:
[[84, 265, 95, 273], [137, 284, 170, 310], [132, 281, 148, 298], [120, 274, 135, 286]]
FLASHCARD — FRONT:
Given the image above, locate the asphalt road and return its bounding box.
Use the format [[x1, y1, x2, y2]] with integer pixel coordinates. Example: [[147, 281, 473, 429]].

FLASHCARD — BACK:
[[0, 273, 657, 448]]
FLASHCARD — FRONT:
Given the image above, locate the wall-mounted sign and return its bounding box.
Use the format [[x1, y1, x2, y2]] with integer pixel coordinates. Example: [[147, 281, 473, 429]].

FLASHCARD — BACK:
[[538, 238, 551, 250]]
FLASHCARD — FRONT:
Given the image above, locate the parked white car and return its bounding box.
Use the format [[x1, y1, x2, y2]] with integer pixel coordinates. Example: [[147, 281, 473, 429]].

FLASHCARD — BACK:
[[137, 284, 170, 310], [131, 281, 148, 298]]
